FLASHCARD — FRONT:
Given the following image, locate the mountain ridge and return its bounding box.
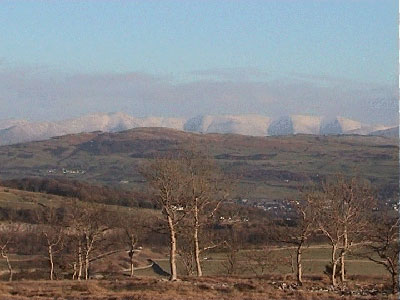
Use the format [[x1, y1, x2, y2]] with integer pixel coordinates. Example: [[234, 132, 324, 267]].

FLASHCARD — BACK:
[[0, 112, 396, 146]]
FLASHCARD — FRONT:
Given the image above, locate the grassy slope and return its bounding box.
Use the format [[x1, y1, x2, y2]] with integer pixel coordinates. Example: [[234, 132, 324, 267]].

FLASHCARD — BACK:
[[0, 187, 164, 276], [0, 186, 157, 217], [0, 277, 395, 300], [0, 187, 392, 298], [0, 128, 397, 201], [0, 187, 389, 278]]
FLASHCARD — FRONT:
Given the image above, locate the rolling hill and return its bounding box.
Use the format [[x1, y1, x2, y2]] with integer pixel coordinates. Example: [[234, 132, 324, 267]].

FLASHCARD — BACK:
[[0, 127, 397, 203]]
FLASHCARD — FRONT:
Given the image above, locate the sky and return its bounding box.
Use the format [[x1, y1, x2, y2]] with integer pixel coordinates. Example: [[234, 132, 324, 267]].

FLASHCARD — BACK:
[[0, 0, 398, 125]]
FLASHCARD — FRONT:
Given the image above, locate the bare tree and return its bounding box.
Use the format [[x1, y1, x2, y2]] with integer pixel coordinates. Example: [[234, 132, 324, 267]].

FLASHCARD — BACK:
[[141, 155, 189, 281], [243, 247, 275, 276], [221, 223, 245, 276], [271, 191, 316, 286], [67, 202, 108, 280], [0, 237, 12, 282], [35, 204, 64, 280], [125, 228, 138, 278], [0, 208, 21, 282], [315, 175, 375, 286], [222, 240, 241, 275], [177, 226, 195, 276], [182, 150, 229, 277], [363, 212, 399, 294], [178, 224, 224, 276], [117, 210, 149, 278], [0, 222, 20, 282], [83, 207, 108, 280]]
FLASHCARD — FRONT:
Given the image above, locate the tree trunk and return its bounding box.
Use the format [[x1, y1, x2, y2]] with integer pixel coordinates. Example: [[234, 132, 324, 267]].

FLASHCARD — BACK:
[[193, 202, 202, 277], [129, 250, 134, 278], [128, 236, 136, 278], [392, 271, 398, 294], [167, 215, 177, 281], [1, 248, 12, 282], [193, 227, 202, 276], [5, 255, 12, 282], [332, 263, 338, 286], [331, 244, 337, 287], [296, 244, 303, 286], [85, 249, 90, 280], [48, 245, 54, 280], [72, 262, 77, 280], [340, 251, 345, 283], [84, 234, 93, 280], [341, 227, 348, 283], [77, 242, 83, 281]]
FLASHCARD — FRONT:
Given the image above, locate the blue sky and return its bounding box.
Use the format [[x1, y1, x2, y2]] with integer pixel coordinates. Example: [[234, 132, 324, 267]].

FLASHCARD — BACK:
[[0, 0, 398, 124]]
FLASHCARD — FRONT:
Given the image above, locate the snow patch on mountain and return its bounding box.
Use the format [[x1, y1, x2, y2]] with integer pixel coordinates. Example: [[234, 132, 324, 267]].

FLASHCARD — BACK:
[[320, 117, 363, 134], [184, 114, 271, 136], [138, 116, 185, 130]]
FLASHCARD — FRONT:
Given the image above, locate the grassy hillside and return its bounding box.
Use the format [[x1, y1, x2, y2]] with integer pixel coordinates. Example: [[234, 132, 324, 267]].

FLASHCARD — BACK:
[[0, 186, 159, 224], [0, 187, 165, 276], [0, 128, 397, 202], [0, 188, 395, 298]]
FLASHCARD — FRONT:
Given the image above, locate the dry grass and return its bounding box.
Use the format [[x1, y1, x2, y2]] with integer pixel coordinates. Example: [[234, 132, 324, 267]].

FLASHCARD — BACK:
[[0, 276, 395, 300]]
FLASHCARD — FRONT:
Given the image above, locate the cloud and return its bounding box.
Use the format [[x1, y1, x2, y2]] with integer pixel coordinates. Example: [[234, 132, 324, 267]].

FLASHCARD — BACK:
[[0, 65, 397, 126]]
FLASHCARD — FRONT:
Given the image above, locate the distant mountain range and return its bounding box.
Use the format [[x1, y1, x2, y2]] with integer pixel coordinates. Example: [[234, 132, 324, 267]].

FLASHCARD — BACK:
[[0, 112, 397, 146]]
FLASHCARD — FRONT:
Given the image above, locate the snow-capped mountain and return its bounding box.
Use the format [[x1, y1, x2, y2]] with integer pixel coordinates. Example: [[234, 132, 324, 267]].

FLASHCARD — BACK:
[[0, 119, 30, 130], [370, 126, 399, 138], [138, 116, 186, 130], [184, 114, 271, 136], [0, 112, 394, 146], [319, 117, 392, 135], [0, 112, 185, 146], [268, 115, 322, 135]]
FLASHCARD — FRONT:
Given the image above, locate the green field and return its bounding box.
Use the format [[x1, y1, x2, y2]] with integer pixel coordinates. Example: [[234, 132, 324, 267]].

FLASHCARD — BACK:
[[152, 247, 388, 278]]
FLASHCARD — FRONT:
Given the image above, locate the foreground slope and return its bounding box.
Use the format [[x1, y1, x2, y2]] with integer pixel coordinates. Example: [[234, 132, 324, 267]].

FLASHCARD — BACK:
[[0, 277, 395, 300]]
